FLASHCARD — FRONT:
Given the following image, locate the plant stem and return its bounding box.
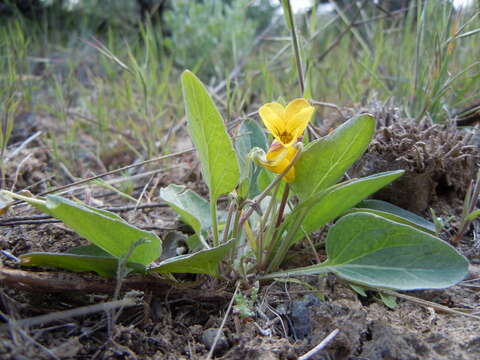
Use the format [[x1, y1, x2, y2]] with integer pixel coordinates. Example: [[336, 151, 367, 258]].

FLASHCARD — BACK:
[[260, 206, 282, 270], [283, 0, 305, 95], [302, 226, 321, 264], [267, 207, 308, 272], [222, 200, 236, 244], [452, 169, 480, 244], [260, 261, 331, 280], [211, 198, 219, 247], [2, 190, 46, 207], [231, 205, 242, 241], [275, 185, 290, 229], [238, 143, 303, 230], [257, 183, 281, 265]]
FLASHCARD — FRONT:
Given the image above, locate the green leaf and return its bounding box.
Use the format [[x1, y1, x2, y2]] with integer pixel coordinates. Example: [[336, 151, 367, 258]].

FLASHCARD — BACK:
[[181, 70, 240, 200], [289, 171, 404, 241], [235, 119, 267, 198], [350, 284, 367, 297], [186, 233, 203, 252], [379, 292, 397, 309], [24, 195, 162, 265], [67, 244, 112, 257], [268, 213, 469, 290], [268, 171, 404, 272], [351, 199, 436, 234], [19, 251, 146, 277], [291, 114, 375, 199], [149, 240, 235, 277], [160, 184, 211, 237], [235, 119, 267, 177]]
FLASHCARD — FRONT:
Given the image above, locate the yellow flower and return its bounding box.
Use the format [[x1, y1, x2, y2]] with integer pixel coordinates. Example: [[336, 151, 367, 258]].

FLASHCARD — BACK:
[[254, 141, 297, 183], [259, 98, 315, 147]]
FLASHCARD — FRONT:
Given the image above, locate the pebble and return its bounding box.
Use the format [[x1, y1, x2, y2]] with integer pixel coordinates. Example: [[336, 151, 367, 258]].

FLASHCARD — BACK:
[[201, 328, 229, 354]]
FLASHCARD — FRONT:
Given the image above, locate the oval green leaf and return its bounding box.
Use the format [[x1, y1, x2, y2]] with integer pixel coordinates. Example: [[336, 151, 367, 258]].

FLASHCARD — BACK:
[[324, 213, 469, 290], [268, 213, 469, 290]]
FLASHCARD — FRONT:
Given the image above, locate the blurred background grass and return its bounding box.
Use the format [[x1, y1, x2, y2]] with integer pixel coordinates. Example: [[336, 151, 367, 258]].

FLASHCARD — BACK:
[[0, 0, 478, 190]]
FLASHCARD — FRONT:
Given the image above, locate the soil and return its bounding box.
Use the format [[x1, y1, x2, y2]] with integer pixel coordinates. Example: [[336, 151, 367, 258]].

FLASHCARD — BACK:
[[0, 109, 479, 359]]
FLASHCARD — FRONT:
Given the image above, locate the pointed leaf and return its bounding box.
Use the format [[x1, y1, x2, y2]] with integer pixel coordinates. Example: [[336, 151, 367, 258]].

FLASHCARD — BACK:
[[149, 240, 235, 277], [181, 70, 240, 200], [291, 114, 375, 199], [288, 171, 404, 241]]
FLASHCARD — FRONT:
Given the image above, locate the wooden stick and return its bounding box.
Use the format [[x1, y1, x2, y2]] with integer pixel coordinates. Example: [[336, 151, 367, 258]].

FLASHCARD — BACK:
[[1, 297, 137, 330], [0, 267, 230, 304]]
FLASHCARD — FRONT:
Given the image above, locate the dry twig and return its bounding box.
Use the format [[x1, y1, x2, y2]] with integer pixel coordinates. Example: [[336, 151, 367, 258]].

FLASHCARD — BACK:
[[0, 267, 230, 304]]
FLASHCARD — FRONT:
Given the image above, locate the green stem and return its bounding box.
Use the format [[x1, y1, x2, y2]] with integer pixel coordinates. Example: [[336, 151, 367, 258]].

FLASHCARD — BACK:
[[231, 205, 242, 241], [275, 185, 290, 229], [239, 142, 303, 230], [222, 200, 236, 244], [210, 197, 219, 247], [258, 260, 332, 280], [260, 261, 331, 280], [260, 205, 282, 270], [3, 190, 45, 207], [283, 0, 305, 95], [267, 207, 308, 272], [257, 183, 281, 265]]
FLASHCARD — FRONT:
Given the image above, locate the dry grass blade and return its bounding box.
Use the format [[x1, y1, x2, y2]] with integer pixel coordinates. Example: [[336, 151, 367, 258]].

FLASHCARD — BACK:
[[379, 288, 480, 321], [206, 282, 240, 360], [297, 328, 340, 360]]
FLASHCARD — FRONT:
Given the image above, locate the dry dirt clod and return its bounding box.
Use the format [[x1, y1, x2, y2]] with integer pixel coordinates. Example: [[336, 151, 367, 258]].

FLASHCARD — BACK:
[[350, 100, 479, 217], [288, 294, 322, 340]]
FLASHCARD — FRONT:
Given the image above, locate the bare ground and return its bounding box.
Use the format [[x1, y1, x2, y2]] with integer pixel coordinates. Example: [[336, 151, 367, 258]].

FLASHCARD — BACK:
[[0, 108, 479, 359]]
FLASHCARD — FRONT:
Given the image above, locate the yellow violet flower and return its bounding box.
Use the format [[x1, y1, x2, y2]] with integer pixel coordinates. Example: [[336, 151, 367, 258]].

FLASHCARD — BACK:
[[250, 141, 298, 183], [263, 141, 297, 183], [259, 98, 315, 147]]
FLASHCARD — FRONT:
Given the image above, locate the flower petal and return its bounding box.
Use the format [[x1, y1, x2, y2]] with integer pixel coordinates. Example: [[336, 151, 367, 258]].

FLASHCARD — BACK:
[[285, 98, 312, 120], [289, 107, 315, 142], [259, 102, 286, 140], [285, 99, 315, 137], [263, 143, 297, 183]]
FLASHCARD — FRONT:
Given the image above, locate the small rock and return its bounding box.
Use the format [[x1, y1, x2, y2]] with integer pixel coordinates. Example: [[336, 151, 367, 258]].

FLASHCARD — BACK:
[[201, 328, 229, 355]]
